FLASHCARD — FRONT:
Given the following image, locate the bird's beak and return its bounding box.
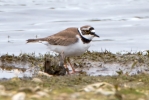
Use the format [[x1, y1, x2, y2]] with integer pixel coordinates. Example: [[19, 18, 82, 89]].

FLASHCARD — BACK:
[[90, 30, 99, 37], [93, 33, 100, 38]]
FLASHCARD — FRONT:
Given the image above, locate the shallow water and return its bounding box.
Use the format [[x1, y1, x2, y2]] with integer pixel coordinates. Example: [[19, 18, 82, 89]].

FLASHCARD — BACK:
[[82, 63, 148, 76], [0, 0, 149, 78]]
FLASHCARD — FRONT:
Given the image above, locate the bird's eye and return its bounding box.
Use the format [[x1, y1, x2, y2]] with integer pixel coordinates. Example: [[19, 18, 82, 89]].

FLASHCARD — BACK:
[[86, 30, 90, 34]]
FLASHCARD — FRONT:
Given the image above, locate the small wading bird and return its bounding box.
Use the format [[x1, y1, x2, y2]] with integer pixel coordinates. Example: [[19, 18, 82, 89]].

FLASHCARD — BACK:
[[26, 25, 99, 74]]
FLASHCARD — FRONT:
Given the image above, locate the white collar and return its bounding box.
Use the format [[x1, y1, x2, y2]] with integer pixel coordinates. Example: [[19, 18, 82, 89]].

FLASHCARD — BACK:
[[78, 27, 83, 37], [78, 27, 94, 40]]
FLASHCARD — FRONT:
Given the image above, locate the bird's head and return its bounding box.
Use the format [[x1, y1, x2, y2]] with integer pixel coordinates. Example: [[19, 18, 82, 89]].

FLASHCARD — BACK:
[[79, 25, 99, 40]]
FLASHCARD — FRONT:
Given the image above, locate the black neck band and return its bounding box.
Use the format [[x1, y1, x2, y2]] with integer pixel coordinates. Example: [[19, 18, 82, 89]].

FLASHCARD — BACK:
[[77, 28, 91, 44]]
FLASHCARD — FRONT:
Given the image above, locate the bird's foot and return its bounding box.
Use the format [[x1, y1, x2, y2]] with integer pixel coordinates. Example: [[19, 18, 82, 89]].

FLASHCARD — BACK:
[[68, 70, 81, 74]]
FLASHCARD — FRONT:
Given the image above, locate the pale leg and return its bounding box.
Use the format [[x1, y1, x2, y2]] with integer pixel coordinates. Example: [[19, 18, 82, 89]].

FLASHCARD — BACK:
[[60, 52, 70, 74], [67, 57, 76, 74]]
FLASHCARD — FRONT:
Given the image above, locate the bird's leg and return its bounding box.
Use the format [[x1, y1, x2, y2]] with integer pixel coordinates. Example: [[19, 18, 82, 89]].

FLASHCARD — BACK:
[[60, 53, 76, 74], [60, 52, 70, 74], [64, 58, 70, 74], [59, 51, 65, 66], [67, 57, 76, 73]]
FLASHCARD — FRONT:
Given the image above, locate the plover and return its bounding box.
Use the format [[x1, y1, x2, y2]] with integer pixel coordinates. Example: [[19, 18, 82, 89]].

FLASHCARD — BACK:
[[27, 25, 99, 73]]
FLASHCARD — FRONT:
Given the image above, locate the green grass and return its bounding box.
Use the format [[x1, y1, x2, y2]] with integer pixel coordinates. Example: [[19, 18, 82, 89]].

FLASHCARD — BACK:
[[0, 51, 149, 100]]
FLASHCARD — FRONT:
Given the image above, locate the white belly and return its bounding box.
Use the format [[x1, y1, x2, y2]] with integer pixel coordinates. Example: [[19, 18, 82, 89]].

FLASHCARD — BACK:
[[46, 37, 90, 57]]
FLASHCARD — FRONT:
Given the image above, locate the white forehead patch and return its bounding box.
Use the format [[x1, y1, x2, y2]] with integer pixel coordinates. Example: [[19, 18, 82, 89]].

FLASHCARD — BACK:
[[82, 27, 90, 30], [91, 30, 95, 33]]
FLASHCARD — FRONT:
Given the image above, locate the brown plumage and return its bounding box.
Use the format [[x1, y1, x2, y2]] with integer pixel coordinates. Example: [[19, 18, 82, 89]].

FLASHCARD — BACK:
[[26, 27, 79, 46], [27, 25, 99, 74]]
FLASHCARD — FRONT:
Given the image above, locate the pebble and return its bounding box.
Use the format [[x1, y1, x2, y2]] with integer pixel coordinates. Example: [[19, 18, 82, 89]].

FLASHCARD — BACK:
[[11, 92, 26, 100], [31, 91, 49, 99], [18, 87, 33, 93], [38, 71, 53, 78], [71, 93, 80, 99], [32, 78, 43, 83], [0, 85, 5, 92], [33, 86, 41, 92], [83, 82, 116, 96], [0, 85, 6, 96], [0, 85, 13, 97], [36, 91, 49, 97]]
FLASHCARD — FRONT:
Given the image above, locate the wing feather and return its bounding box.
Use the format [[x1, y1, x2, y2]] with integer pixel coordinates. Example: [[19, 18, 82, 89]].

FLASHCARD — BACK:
[[46, 28, 79, 46]]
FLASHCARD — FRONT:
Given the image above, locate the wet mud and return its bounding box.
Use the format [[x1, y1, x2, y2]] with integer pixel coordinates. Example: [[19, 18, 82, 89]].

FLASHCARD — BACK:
[[0, 51, 149, 78]]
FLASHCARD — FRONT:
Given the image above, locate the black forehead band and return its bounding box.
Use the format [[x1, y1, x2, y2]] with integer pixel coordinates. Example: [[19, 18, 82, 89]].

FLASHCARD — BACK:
[[89, 27, 94, 30]]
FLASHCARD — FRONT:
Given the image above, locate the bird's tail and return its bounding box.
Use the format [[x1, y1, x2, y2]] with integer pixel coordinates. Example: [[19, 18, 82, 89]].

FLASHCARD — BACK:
[[26, 38, 47, 43]]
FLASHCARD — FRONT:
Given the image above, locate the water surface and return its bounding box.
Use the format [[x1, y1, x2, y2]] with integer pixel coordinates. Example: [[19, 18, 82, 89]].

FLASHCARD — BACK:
[[0, 0, 149, 78]]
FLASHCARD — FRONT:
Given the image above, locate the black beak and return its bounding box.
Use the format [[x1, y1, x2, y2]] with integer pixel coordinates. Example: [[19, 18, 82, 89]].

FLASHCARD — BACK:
[[93, 33, 100, 37]]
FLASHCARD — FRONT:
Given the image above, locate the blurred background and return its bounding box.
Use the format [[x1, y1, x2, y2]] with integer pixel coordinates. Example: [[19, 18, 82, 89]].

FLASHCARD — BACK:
[[0, 0, 149, 55]]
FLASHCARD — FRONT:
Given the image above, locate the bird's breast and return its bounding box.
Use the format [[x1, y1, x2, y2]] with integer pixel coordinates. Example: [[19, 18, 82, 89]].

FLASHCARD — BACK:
[[47, 36, 91, 57]]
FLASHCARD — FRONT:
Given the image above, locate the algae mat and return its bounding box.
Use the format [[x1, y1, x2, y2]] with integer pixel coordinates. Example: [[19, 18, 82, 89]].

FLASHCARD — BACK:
[[1, 51, 149, 78]]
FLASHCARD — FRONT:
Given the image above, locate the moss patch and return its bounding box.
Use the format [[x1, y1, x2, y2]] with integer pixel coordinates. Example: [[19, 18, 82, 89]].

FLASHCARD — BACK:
[[0, 51, 149, 99]]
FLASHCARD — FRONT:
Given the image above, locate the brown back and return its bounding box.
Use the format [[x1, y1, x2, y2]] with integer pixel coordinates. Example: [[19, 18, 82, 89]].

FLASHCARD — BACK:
[[46, 27, 79, 46]]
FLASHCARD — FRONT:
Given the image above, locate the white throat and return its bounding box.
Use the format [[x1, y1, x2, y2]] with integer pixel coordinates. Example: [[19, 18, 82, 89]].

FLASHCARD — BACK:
[[78, 27, 94, 40]]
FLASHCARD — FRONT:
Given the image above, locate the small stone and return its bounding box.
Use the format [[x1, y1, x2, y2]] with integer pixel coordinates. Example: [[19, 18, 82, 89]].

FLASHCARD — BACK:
[[11, 92, 26, 100], [83, 82, 116, 96], [71, 93, 80, 99], [31, 91, 49, 99], [31, 94, 41, 99], [0, 85, 12, 97], [38, 71, 53, 78], [138, 98, 145, 100], [54, 93, 69, 100], [18, 87, 33, 93], [36, 91, 49, 97], [0, 85, 5, 92], [0, 85, 7, 96], [32, 78, 43, 83], [33, 86, 41, 92]]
